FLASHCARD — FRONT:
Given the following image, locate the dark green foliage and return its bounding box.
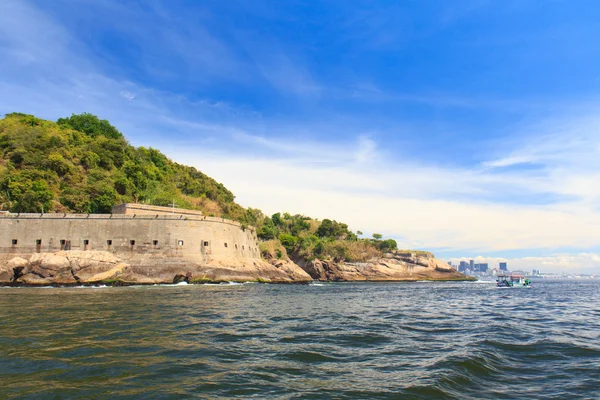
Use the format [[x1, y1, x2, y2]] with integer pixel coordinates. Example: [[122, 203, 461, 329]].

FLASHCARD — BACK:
[[258, 217, 277, 240], [254, 211, 390, 262], [316, 219, 352, 239], [279, 233, 299, 253], [0, 113, 243, 217], [57, 113, 123, 139], [272, 212, 283, 227], [378, 239, 398, 252]]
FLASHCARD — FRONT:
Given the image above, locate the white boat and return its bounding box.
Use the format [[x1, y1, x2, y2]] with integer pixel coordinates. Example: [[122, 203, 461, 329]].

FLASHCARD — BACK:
[[496, 274, 531, 288]]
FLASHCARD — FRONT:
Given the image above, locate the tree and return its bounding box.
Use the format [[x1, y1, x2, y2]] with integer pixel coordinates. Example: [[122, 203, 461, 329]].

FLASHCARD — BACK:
[[372, 233, 383, 240], [279, 233, 299, 253], [378, 239, 398, 252], [88, 181, 116, 213], [258, 217, 276, 240], [316, 219, 351, 239], [290, 217, 310, 236], [15, 180, 54, 212], [271, 212, 283, 227], [57, 113, 123, 139]]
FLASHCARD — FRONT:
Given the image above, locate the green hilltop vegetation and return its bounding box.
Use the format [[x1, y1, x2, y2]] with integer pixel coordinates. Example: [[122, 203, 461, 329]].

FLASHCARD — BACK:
[[0, 112, 401, 262]]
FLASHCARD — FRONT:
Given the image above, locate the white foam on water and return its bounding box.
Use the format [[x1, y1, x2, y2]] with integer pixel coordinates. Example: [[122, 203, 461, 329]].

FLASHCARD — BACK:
[[175, 281, 189, 285], [72, 285, 110, 289]]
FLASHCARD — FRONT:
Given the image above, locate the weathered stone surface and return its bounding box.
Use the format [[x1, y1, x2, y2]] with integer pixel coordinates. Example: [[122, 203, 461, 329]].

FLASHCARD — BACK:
[[62, 251, 122, 272], [0, 247, 470, 285], [296, 251, 473, 282], [30, 253, 70, 270], [1, 250, 312, 285], [78, 263, 130, 283], [7, 257, 28, 269], [0, 265, 14, 283], [269, 259, 313, 282], [16, 273, 52, 286], [52, 268, 78, 285]]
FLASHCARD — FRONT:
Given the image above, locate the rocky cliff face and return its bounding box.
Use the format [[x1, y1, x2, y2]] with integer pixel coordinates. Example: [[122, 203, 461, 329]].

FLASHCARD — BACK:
[[0, 250, 472, 286], [295, 251, 474, 281], [0, 251, 312, 286]]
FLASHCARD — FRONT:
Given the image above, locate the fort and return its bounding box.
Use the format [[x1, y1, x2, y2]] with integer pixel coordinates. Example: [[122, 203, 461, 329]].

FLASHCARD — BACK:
[[0, 204, 472, 285], [0, 204, 312, 285], [0, 203, 260, 261]]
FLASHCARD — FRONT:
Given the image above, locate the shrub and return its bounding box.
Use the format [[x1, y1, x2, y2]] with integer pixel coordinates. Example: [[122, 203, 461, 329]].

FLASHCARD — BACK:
[[279, 233, 299, 253], [259, 240, 288, 260]]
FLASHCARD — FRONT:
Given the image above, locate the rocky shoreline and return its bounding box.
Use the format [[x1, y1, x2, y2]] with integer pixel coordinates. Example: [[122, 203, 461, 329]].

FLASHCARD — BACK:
[[0, 251, 312, 286], [295, 251, 475, 282], [0, 250, 473, 287]]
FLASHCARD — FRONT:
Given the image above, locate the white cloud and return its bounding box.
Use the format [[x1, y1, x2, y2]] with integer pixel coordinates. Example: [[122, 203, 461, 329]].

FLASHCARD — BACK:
[[172, 152, 600, 251], [354, 136, 377, 163], [482, 155, 536, 168], [120, 91, 136, 102]]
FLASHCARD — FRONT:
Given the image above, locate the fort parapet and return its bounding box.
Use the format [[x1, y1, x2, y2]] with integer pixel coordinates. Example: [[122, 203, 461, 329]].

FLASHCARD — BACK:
[[111, 203, 204, 217]]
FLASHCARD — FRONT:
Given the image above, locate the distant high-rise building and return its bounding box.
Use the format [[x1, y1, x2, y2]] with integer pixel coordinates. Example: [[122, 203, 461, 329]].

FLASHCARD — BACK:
[[470, 259, 474, 270], [499, 262, 508, 271], [479, 263, 488, 272], [459, 261, 469, 272]]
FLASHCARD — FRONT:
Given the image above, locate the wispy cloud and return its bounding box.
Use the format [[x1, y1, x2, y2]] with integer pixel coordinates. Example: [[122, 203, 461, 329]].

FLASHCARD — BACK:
[[240, 35, 322, 96], [120, 91, 136, 102], [3, 0, 600, 274]]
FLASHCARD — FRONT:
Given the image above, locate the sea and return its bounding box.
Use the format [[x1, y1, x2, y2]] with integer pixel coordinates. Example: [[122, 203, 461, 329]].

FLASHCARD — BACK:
[[1, 280, 599, 399]]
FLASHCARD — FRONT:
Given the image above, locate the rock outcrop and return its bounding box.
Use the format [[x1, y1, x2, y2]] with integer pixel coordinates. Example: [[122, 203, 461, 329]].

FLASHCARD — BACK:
[[295, 251, 474, 281], [0, 251, 312, 286], [0, 250, 471, 286]]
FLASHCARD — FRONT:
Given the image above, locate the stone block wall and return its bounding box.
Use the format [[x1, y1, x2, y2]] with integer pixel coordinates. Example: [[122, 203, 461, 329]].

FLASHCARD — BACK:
[[0, 213, 260, 267]]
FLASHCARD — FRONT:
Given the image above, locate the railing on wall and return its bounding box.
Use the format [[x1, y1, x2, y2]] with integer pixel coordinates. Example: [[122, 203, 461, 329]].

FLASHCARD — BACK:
[[0, 213, 256, 232]]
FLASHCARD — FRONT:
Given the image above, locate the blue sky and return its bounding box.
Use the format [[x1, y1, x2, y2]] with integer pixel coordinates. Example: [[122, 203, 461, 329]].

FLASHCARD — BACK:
[[2, 0, 600, 273]]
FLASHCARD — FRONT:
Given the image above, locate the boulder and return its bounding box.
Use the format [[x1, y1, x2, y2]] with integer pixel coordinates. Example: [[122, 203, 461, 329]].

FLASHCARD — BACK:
[[52, 268, 79, 285], [76, 263, 130, 283], [268, 259, 313, 282], [23, 254, 71, 278], [7, 257, 28, 269], [62, 251, 121, 272], [6, 257, 28, 282], [16, 273, 52, 286], [296, 258, 328, 280], [0, 265, 14, 284]]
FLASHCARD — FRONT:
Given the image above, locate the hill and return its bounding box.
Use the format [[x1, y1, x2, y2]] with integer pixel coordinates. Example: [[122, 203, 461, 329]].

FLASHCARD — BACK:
[[0, 112, 246, 220], [0, 112, 417, 265]]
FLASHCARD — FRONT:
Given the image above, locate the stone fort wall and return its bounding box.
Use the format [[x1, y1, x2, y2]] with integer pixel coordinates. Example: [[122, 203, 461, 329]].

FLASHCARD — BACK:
[[0, 212, 260, 267]]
